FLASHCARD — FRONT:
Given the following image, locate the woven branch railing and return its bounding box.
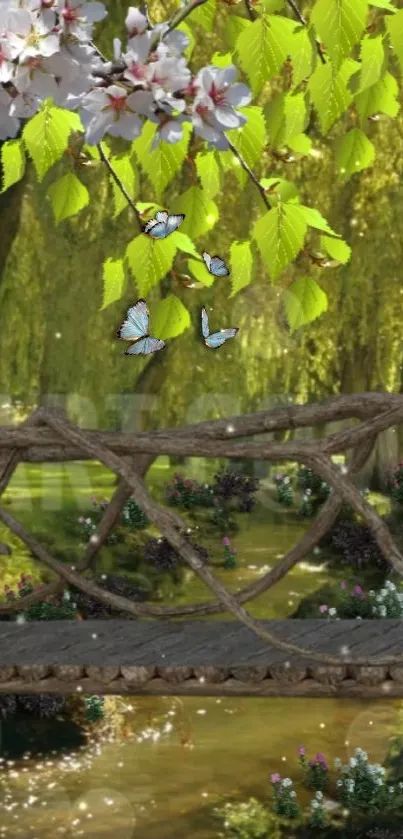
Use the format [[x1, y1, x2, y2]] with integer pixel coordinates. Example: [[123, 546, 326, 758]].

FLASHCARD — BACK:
[[1, 394, 403, 669]]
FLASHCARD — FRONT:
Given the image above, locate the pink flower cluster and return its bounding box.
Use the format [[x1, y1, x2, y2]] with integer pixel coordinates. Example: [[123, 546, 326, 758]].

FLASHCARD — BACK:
[[0, 1, 251, 149]]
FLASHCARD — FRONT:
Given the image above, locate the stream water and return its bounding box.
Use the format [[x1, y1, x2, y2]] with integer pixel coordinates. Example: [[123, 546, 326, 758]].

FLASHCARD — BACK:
[[0, 460, 400, 838]]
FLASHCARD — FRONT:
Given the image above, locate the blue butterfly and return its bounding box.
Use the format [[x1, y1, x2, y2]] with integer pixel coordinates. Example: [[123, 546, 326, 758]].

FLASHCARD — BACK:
[[117, 299, 165, 355], [201, 306, 239, 349], [202, 251, 230, 277], [143, 211, 185, 239]]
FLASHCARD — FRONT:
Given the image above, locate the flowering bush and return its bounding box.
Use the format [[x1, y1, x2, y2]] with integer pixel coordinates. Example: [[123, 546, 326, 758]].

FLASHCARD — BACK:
[[166, 473, 214, 510], [222, 536, 237, 569], [334, 748, 403, 817], [307, 791, 329, 829], [274, 474, 294, 507], [385, 463, 403, 505], [2, 573, 78, 620], [370, 580, 403, 618], [298, 747, 329, 792], [270, 775, 300, 819], [78, 495, 148, 544], [317, 580, 403, 620]]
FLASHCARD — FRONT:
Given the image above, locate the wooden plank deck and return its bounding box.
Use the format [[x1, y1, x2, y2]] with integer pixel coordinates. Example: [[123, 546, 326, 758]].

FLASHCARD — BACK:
[[0, 620, 403, 697]]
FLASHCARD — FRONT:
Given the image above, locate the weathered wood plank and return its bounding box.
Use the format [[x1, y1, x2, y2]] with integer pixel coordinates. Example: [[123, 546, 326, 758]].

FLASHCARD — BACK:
[[0, 620, 402, 665], [0, 676, 400, 698]]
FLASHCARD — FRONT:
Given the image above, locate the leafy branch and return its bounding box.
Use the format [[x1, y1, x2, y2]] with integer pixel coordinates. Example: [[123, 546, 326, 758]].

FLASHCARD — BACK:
[[286, 0, 326, 65]]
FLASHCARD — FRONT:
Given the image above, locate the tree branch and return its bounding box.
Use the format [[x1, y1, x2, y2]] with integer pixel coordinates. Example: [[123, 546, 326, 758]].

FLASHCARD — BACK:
[[244, 0, 257, 21], [162, 0, 208, 37], [286, 0, 326, 65], [34, 409, 403, 666], [225, 138, 272, 211], [98, 142, 143, 230]]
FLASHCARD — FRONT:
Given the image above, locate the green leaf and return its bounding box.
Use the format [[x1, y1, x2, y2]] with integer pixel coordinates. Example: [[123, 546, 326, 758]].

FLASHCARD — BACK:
[[152, 294, 191, 340], [22, 103, 76, 180], [170, 231, 200, 258], [289, 25, 314, 88], [47, 172, 89, 224], [264, 93, 286, 147], [126, 235, 177, 296], [320, 235, 351, 264], [1, 139, 26, 192], [187, 258, 215, 287], [283, 276, 328, 333], [227, 106, 267, 187], [252, 202, 308, 280], [189, 0, 216, 31], [211, 51, 233, 67], [297, 205, 340, 236], [101, 258, 126, 310], [334, 128, 375, 178], [308, 58, 360, 133], [109, 153, 138, 217], [83, 144, 100, 160], [177, 22, 195, 58], [132, 121, 191, 199], [229, 241, 253, 297], [386, 9, 403, 75], [311, 0, 368, 72], [170, 186, 218, 239], [370, 0, 396, 8], [236, 14, 296, 95], [355, 35, 386, 93], [356, 71, 400, 119], [287, 133, 312, 155], [260, 177, 300, 202], [283, 92, 308, 142], [195, 150, 221, 200], [223, 15, 251, 50]]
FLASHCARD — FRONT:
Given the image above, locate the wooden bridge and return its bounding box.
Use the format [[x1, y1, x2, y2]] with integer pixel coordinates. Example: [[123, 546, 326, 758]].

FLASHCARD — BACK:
[[1, 619, 403, 697], [1, 394, 403, 698]]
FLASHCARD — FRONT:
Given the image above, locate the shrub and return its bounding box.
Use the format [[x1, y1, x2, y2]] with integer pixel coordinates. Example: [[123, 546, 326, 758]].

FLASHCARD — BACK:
[[215, 798, 282, 839], [334, 749, 403, 817], [298, 747, 330, 792], [326, 519, 388, 573], [166, 473, 214, 510]]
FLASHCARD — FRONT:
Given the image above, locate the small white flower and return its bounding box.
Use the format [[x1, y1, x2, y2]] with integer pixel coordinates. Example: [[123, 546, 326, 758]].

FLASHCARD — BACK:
[[311, 800, 319, 809], [349, 758, 357, 768], [315, 791, 323, 800], [334, 758, 342, 769], [328, 607, 337, 617], [282, 778, 292, 788]]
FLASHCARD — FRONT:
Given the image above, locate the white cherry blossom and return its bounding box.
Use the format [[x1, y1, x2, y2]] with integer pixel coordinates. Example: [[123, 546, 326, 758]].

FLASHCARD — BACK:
[[193, 64, 251, 130], [80, 84, 153, 144], [124, 6, 148, 37], [56, 0, 106, 41], [6, 8, 60, 61]]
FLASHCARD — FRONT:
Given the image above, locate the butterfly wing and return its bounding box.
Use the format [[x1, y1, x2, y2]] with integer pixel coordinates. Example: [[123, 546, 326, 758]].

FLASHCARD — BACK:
[[125, 336, 165, 355], [155, 211, 169, 224], [205, 328, 239, 349], [202, 252, 211, 272], [143, 217, 167, 238], [165, 214, 185, 237], [201, 306, 210, 339], [210, 256, 230, 277], [117, 299, 149, 341]]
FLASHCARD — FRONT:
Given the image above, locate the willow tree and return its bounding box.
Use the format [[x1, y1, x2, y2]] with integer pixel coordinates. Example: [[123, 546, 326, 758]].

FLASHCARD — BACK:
[[0, 0, 403, 453]]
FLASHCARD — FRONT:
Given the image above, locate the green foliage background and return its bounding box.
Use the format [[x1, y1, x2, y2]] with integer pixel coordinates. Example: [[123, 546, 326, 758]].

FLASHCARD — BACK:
[[1, 0, 403, 433]]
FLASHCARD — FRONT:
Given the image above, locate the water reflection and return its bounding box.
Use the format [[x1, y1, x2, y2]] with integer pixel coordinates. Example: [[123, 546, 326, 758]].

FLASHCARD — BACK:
[[0, 697, 401, 839]]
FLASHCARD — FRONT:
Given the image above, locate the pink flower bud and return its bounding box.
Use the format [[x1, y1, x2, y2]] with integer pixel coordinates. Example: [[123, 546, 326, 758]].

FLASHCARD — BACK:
[[319, 604, 328, 613]]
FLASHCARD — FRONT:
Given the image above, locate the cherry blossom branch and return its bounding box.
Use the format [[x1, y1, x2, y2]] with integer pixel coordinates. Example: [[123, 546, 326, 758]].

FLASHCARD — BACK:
[[244, 0, 257, 22], [162, 0, 209, 37], [225, 137, 271, 211], [98, 142, 143, 230]]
